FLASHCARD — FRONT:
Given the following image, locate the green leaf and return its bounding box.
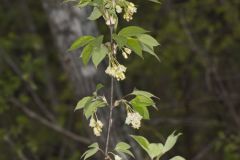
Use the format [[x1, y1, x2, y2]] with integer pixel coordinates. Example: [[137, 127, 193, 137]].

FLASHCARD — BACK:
[[148, 0, 161, 3], [75, 96, 93, 111], [130, 95, 155, 119], [92, 35, 104, 48], [83, 100, 106, 119], [163, 131, 182, 153], [77, 0, 91, 8], [69, 36, 95, 51], [113, 34, 128, 48], [63, 0, 77, 3], [117, 149, 135, 158], [118, 26, 148, 37], [132, 103, 149, 119], [141, 43, 160, 62], [126, 38, 142, 57], [96, 83, 104, 91], [131, 136, 165, 159], [114, 142, 134, 157], [131, 95, 155, 107], [81, 147, 99, 160], [130, 90, 159, 110], [88, 142, 99, 148], [147, 143, 164, 159], [91, 0, 103, 5], [115, 142, 131, 150], [131, 135, 149, 152], [137, 34, 159, 47], [81, 143, 99, 160], [92, 44, 108, 67], [81, 43, 93, 65], [169, 156, 186, 160], [131, 89, 157, 99], [88, 7, 102, 20]]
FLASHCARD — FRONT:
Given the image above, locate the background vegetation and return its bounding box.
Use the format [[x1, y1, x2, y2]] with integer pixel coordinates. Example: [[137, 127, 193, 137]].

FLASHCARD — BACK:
[[0, 0, 240, 160]]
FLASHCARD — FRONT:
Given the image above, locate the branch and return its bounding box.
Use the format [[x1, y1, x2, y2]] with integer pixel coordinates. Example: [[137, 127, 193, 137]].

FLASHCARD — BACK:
[[9, 98, 90, 145], [179, 14, 240, 128], [192, 141, 214, 160], [3, 135, 30, 160], [104, 24, 115, 156], [0, 50, 56, 122]]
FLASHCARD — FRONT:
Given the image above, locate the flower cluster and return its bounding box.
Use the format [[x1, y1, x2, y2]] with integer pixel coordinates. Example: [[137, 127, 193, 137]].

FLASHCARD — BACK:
[[125, 112, 143, 129], [123, 2, 137, 21], [89, 117, 103, 136], [105, 64, 126, 81], [105, 52, 127, 81], [122, 47, 132, 59]]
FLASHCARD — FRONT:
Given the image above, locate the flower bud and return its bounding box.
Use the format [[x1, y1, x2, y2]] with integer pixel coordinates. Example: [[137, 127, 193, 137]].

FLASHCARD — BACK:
[[116, 5, 122, 13]]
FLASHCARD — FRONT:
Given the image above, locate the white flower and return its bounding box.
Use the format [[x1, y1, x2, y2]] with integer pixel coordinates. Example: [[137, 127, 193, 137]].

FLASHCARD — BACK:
[[132, 119, 141, 129], [124, 47, 132, 55], [116, 5, 122, 13], [89, 117, 103, 136], [113, 43, 117, 54], [129, 3, 137, 13], [118, 65, 126, 72], [93, 127, 101, 136], [106, 19, 111, 26], [123, 2, 137, 21], [114, 155, 122, 160], [106, 16, 116, 25], [125, 113, 133, 125], [105, 63, 127, 81], [122, 51, 128, 59], [125, 112, 143, 129], [123, 13, 132, 21], [89, 117, 96, 128], [96, 120, 103, 128]]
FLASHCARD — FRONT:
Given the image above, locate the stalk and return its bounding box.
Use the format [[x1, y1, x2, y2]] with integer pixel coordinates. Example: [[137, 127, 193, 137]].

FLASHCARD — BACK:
[[104, 25, 115, 157]]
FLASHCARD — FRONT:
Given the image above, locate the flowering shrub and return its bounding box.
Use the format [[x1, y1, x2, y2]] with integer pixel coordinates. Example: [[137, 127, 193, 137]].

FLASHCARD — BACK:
[[65, 0, 185, 159]]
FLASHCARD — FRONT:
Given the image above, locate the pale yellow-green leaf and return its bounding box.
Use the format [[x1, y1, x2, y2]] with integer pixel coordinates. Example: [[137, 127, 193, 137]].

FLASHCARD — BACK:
[[69, 36, 95, 51], [163, 131, 182, 153], [75, 96, 93, 111], [169, 156, 186, 160]]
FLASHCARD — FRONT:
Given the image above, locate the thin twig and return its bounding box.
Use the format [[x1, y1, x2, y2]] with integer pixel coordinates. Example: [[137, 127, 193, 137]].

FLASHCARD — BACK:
[[0, 50, 56, 122], [105, 77, 114, 156], [9, 98, 90, 145], [3, 135, 29, 160]]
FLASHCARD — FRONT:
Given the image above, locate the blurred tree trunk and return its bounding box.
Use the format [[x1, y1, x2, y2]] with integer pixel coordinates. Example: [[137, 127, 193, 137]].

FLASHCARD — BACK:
[[41, 0, 142, 159]]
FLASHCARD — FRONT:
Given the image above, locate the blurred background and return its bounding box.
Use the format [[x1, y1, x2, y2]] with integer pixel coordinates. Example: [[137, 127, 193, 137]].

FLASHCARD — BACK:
[[0, 0, 240, 160]]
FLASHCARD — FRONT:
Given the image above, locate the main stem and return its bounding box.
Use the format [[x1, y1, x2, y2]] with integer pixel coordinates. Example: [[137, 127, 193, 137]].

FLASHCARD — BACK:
[[104, 25, 114, 157]]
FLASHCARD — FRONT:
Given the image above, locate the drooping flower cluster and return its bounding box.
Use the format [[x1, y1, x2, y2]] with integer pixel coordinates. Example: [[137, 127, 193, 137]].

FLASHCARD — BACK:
[[125, 112, 143, 129], [123, 2, 137, 21], [104, 0, 137, 22], [89, 116, 103, 136], [105, 49, 127, 81], [105, 64, 126, 81]]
